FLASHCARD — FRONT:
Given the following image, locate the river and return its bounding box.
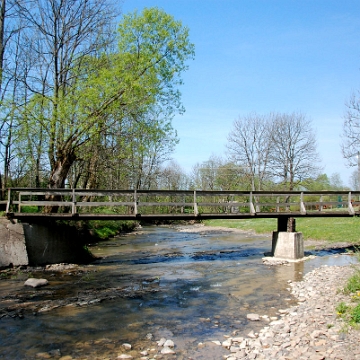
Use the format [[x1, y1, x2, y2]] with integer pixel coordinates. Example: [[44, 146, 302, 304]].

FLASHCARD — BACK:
[[0, 225, 356, 359]]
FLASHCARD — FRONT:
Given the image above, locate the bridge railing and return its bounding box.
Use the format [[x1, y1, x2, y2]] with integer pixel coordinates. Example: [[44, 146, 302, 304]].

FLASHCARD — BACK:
[[4, 188, 360, 218]]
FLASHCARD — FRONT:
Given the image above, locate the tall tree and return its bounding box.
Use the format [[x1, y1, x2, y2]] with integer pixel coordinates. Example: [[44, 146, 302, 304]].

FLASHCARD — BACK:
[[342, 91, 360, 168], [17, 6, 194, 192], [269, 112, 321, 190], [227, 113, 272, 191]]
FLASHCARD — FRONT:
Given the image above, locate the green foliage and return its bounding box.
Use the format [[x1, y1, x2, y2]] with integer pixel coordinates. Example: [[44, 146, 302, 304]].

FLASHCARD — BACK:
[[344, 269, 360, 294], [87, 220, 138, 239], [336, 258, 360, 328], [15, 7, 194, 189], [351, 304, 360, 323], [20, 206, 40, 213], [336, 301, 349, 315]]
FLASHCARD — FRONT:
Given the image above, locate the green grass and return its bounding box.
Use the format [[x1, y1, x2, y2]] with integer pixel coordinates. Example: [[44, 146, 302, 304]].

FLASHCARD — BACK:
[[337, 269, 360, 327], [344, 269, 360, 294], [204, 217, 360, 244]]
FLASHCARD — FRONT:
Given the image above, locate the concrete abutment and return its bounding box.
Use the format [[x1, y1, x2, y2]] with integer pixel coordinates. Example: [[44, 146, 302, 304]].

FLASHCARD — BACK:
[[271, 231, 304, 260], [0, 218, 94, 267]]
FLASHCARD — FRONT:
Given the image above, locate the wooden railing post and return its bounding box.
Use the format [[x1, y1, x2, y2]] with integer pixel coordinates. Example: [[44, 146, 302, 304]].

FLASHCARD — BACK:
[[134, 189, 138, 215], [5, 188, 11, 213], [18, 191, 21, 213], [320, 195, 323, 211], [348, 191, 355, 215], [194, 190, 198, 216], [249, 192, 256, 215], [71, 188, 76, 215], [300, 192, 306, 214]]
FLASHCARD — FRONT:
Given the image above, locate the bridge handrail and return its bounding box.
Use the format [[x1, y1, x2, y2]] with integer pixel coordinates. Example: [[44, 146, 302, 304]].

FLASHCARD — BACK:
[[5, 188, 360, 218]]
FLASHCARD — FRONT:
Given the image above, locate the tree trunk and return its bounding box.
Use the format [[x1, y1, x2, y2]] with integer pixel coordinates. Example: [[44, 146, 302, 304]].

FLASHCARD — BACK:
[[45, 150, 76, 213]]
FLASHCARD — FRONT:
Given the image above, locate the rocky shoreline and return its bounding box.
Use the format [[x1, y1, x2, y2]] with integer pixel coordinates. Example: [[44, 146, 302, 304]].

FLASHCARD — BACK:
[[215, 264, 360, 360]]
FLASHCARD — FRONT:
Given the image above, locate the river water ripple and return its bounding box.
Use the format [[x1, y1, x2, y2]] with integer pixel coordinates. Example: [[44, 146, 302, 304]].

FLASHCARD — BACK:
[[0, 225, 356, 359]]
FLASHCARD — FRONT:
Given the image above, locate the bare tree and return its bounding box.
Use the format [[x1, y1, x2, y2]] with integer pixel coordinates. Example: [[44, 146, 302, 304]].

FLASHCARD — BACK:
[[350, 169, 359, 191], [227, 113, 272, 191], [158, 160, 189, 190], [342, 91, 360, 162], [342, 91, 360, 183], [269, 112, 321, 190]]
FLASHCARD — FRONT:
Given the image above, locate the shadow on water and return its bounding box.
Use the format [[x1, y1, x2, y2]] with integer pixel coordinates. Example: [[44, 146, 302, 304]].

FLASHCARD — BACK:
[[0, 225, 357, 360]]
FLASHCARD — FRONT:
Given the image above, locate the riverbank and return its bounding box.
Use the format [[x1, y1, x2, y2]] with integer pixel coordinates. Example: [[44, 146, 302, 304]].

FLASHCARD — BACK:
[[213, 264, 360, 360]]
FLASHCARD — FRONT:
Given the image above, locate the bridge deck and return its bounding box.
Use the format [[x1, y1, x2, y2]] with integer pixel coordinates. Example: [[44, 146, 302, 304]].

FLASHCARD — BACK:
[[4, 188, 360, 221]]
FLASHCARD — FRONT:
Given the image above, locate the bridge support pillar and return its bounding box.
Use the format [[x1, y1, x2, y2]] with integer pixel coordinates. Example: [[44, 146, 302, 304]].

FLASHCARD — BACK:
[[271, 217, 304, 260]]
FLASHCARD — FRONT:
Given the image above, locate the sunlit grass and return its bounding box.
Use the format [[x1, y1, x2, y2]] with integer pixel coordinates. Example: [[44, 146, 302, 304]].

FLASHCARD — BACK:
[[204, 217, 360, 244]]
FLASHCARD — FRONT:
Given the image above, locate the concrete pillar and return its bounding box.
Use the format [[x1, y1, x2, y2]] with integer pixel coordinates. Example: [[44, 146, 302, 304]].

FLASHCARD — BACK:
[[0, 219, 29, 267], [271, 231, 304, 260]]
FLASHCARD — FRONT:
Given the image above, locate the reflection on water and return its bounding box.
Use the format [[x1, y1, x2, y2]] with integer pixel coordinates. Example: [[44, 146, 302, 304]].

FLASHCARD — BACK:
[[0, 226, 357, 359]]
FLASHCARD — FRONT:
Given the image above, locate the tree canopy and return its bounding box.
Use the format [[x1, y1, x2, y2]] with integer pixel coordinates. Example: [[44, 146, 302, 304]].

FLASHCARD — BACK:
[[9, 5, 194, 190]]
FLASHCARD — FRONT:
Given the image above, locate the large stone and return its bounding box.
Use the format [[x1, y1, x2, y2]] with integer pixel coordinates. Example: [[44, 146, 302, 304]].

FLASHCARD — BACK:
[[24, 278, 49, 288]]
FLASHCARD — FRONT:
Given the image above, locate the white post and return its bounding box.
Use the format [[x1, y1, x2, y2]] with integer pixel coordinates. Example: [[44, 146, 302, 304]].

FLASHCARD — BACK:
[[300, 192, 306, 214], [6, 188, 11, 213], [71, 188, 76, 215], [348, 191, 355, 215], [134, 190, 138, 215], [194, 190, 198, 216]]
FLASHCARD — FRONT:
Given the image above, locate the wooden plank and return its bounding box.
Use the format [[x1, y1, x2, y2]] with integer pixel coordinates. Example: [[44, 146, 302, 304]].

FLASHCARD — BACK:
[[13, 201, 73, 206], [197, 202, 249, 207], [137, 202, 191, 207], [76, 201, 135, 207]]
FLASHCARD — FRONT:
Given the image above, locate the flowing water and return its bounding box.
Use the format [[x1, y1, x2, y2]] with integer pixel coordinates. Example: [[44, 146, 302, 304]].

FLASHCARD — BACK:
[[0, 225, 357, 360]]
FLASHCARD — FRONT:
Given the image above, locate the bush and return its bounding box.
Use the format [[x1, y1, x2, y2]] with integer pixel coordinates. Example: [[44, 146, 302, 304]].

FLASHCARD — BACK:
[[87, 220, 138, 239]]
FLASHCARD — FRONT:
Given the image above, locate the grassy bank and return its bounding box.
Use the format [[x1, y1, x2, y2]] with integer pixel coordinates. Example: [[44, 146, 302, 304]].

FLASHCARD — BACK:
[[204, 217, 360, 244]]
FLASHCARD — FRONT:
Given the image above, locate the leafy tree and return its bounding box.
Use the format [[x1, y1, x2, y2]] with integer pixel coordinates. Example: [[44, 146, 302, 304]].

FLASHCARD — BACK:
[[17, 6, 194, 194], [301, 174, 331, 191]]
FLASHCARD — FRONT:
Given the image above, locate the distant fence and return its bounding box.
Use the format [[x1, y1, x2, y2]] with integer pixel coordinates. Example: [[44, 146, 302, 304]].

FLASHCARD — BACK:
[[4, 188, 360, 220]]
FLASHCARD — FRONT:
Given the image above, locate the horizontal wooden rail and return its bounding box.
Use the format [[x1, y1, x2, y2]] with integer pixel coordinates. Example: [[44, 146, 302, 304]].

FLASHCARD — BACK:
[[4, 188, 360, 220]]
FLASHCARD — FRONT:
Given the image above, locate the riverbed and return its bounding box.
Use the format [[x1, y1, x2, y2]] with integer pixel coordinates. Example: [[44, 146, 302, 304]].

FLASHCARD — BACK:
[[0, 225, 357, 359]]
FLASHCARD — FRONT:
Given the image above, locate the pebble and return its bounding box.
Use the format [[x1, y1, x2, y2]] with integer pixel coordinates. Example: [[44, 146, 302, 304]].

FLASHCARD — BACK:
[[220, 264, 360, 360]]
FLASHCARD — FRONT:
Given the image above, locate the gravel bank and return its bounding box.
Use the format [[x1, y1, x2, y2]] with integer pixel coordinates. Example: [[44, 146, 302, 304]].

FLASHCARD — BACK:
[[220, 264, 360, 360]]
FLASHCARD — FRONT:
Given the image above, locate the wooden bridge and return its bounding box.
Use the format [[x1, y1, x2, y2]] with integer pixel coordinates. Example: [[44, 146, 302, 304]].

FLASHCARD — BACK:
[[5, 188, 360, 223]]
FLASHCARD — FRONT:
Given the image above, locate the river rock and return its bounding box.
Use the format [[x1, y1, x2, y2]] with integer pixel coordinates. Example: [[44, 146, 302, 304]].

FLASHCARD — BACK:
[[122, 343, 131, 350], [161, 347, 175, 355], [222, 338, 232, 348], [157, 338, 166, 346], [24, 278, 48, 288], [117, 355, 133, 359], [163, 339, 174, 348], [45, 263, 78, 271], [246, 313, 260, 321]]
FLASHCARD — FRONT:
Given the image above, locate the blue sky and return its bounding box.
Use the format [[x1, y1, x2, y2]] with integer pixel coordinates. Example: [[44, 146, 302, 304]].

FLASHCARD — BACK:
[[122, 0, 360, 186]]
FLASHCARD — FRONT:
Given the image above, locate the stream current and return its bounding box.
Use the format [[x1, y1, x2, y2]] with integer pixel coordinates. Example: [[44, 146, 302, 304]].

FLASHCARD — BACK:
[[0, 225, 357, 359]]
